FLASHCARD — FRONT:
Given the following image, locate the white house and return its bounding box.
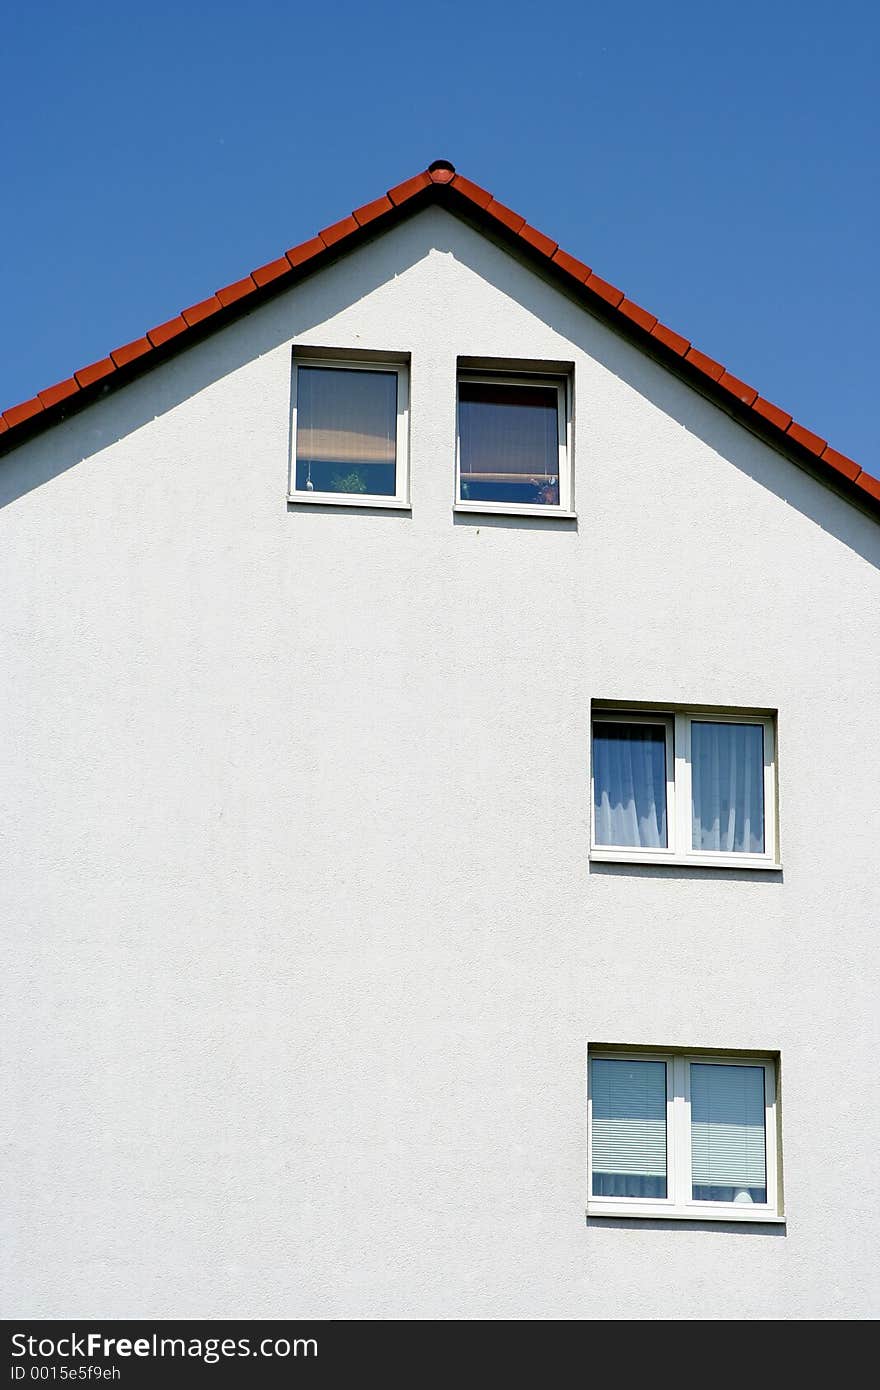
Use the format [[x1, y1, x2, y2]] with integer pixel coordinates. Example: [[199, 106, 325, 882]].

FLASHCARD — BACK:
[[2, 160, 879, 1321]]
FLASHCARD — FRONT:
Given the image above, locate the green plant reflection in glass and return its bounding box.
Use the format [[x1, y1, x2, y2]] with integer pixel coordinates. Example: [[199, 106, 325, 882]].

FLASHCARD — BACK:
[[330, 469, 368, 494]]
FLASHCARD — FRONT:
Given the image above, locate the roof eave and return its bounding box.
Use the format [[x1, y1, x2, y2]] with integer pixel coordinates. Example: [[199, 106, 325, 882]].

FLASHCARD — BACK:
[[2, 161, 877, 519]]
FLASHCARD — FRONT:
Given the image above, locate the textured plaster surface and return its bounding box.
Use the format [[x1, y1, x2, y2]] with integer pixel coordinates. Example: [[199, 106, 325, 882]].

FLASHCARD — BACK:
[[2, 208, 879, 1319]]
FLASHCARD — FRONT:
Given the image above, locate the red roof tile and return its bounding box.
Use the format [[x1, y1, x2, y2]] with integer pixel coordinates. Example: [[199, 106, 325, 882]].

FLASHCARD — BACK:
[[216, 277, 257, 308], [319, 215, 359, 248], [387, 171, 432, 206], [285, 236, 324, 267], [484, 198, 526, 235], [3, 397, 44, 428], [752, 396, 792, 432], [353, 195, 394, 227], [651, 322, 690, 356], [856, 470, 880, 502], [786, 421, 827, 458], [74, 358, 115, 389], [552, 248, 592, 283], [585, 273, 625, 309], [519, 223, 557, 258], [450, 174, 493, 209], [427, 159, 456, 185], [38, 377, 80, 409], [251, 255, 292, 287], [619, 299, 658, 333], [1, 160, 875, 514], [111, 337, 152, 369], [717, 371, 758, 407], [820, 446, 860, 483], [147, 316, 188, 348], [181, 296, 222, 328], [685, 347, 724, 381]]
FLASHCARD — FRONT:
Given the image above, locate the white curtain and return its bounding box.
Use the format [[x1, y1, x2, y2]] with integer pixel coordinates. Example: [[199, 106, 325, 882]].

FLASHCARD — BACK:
[[690, 1063, 766, 1202], [591, 1058, 667, 1198], [593, 723, 667, 848], [691, 722, 764, 853]]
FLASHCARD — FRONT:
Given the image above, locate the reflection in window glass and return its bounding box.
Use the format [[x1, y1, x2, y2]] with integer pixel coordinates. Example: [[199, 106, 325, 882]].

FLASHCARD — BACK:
[[295, 366, 397, 496], [593, 723, 667, 848], [458, 380, 560, 505], [691, 1063, 766, 1204], [591, 1058, 667, 1199], [691, 722, 764, 853]]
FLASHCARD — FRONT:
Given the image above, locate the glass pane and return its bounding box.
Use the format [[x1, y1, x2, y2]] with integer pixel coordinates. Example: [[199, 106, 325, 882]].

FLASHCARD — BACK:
[[458, 380, 560, 505], [591, 1058, 667, 1199], [691, 1064, 767, 1204], [295, 366, 397, 496], [593, 723, 667, 848], [691, 721, 764, 853]]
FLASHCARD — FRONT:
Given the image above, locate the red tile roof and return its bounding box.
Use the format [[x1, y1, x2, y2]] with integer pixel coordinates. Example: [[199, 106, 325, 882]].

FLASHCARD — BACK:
[[1, 158, 876, 515]]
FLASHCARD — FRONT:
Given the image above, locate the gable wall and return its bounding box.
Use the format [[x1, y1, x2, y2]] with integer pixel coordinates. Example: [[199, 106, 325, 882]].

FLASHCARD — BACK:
[[2, 208, 879, 1318]]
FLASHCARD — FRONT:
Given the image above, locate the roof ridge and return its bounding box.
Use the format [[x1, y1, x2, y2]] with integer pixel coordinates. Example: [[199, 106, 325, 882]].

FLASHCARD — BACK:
[[1, 160, 877, 512]]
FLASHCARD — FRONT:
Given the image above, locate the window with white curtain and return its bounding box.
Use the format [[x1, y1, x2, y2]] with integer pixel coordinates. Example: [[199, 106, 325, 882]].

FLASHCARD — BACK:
[[588, 1049, 781, 1221], [456, 370, 572, 514], [591, 708, 777, 868], [290, 357, 409, 506]]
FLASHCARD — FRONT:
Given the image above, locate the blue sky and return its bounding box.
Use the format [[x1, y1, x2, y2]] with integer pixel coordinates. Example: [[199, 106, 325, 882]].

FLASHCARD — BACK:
[[2, 0, 877, 465]]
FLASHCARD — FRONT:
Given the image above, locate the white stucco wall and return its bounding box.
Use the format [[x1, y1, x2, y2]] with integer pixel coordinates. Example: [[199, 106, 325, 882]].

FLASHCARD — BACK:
[[2, 207, 879, 1320]]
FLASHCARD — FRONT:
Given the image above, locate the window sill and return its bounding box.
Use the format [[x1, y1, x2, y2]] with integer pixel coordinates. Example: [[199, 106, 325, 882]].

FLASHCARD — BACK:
[[454, 502, 577, 519], [589, 849, 782, 872], [587, 1203, 785, 1224], [287, 493, 411, 510]]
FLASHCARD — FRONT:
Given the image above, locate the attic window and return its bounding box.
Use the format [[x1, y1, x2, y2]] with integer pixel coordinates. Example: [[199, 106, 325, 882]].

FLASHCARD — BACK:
[[290, 358, 409, 507], [456, 371, 572, 516]]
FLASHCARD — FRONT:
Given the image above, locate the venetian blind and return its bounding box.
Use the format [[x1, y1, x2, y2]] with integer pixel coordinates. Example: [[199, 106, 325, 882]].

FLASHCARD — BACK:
[[690, 1063, 766, 1188], [591, 1058, 667, 1178]]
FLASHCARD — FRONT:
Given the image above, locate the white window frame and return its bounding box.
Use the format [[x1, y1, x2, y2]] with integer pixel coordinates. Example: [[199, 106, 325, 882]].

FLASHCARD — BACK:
[[590, 708, 778, 870], [288, 356, 410, 508], [587, 1048, 782, 1223], [454, 370, 574, 517]]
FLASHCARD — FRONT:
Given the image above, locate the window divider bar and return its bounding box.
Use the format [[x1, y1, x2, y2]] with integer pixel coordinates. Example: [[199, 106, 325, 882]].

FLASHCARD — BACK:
[[673, 713, 690, 858], [672, 1056, 689, 1206]]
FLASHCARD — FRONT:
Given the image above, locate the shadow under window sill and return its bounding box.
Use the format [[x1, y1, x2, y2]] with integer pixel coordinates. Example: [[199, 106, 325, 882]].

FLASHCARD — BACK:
[[589, 850, 782, 875], [587, 1209, 786, 1234]]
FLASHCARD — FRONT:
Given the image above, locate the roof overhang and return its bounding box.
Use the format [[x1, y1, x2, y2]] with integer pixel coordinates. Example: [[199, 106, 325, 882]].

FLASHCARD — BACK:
[[2, 160, 877, 519]]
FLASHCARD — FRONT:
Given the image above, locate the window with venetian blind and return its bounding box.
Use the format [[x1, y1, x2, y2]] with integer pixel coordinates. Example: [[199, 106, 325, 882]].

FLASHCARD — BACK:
[[456, 369, 572, 515], [290, 356, 409, 507], [588, 1049, 782, 1221]]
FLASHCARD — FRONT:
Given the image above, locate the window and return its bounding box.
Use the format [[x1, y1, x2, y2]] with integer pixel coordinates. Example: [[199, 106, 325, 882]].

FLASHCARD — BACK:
[[591, 708, 778, 868], [588, 1049, 782, 1222], [456, 371, 572, 515], [290, 357, 409, 506]]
